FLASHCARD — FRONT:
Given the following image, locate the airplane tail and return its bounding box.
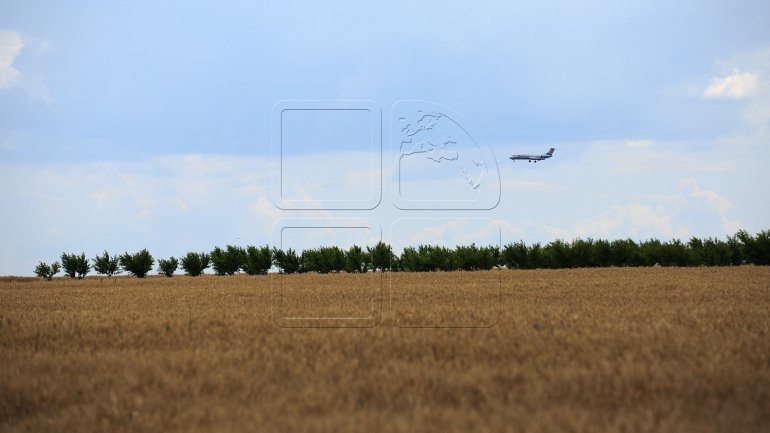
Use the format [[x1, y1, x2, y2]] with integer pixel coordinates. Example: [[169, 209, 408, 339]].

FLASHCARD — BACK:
[[546, 148, 555, 156]]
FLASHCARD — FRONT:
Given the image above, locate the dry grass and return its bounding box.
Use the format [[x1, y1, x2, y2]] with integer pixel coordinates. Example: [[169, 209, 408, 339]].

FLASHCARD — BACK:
[[1, 267, 768, 432]]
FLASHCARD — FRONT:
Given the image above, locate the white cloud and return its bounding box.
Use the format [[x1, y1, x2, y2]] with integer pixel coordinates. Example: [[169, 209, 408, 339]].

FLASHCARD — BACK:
[[0, 155, 280, 275], [391, 218, 501, 253], [574, 203, 684, 240], [279, 150, 378, 204], [251, 195, 283, 222], [678, 178, 732, 212], [703, 68, 759, 99], [566, 178, 741, 241], [0, 30, 23, 89], [0, 29, 50, 102]]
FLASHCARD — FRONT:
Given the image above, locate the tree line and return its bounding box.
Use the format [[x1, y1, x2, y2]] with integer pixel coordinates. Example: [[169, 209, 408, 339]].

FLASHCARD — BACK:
[[33, 229, 770, 280]]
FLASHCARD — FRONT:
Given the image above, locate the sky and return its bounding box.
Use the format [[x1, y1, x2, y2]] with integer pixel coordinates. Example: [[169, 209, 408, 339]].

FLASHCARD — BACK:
[[1, 0, 769, 275]]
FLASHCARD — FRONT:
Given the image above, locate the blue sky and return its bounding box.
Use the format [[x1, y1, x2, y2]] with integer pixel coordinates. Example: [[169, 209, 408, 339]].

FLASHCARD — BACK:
[[1, 1, 769, 275]]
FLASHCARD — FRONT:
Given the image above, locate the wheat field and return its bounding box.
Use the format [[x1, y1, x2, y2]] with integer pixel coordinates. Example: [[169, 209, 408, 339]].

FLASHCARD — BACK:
[[1, 267, 768, 432]]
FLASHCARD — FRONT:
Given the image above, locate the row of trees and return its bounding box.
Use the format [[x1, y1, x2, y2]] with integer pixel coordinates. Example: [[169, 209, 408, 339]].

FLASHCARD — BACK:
[[35, 250, 156, 280], [496, 231, 770, 269], [34, 230, 770, 279]]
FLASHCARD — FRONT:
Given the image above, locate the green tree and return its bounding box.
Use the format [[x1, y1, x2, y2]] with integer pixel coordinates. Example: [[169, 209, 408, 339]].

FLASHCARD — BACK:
[[699, 238, 731, 266], [399, 246, 420, 272], [426, 245, 454, 271], [299, 247, 344, 273], [344, 245, 368, 273], [592, 239, 612, 267], [726, 233, 746, 265], [180, 252, 210, 276], [272, 247, 300, 274], [528, 243, 543, 268], [661, 239, 691, 266], [34, 261, 60, 281], [210, 245, 246, 275], [92, 251, 121, 277], [454, 244, 479, 271], [736, 229, 770, 265], [610, 239, 639, 267], [477, 245, 499, 270], [754, 230, 770, 265], [61, 252, 90, 279], [320, 246, 345, 273], [119, 249, 154, 278], [390, 254, 403, 272], [299, 248, 319, 273], [501, 241, 528, 269], [571, 238, 594, 268], [244, 245, 272, 275], [368, 242, 393, 272], [157, 257, 178, 277], [415, 245, 434, 271], [543, 240, 570, 268], [639, 239, 663, 266]]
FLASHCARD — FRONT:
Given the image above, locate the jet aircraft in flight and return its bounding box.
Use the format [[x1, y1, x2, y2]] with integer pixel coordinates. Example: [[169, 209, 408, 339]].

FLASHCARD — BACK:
[[509, 148, 555, 162]]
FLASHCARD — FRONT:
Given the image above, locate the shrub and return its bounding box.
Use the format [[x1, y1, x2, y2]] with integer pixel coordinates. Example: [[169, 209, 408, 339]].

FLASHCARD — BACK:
[[61, 252, 90, 279], [157, 257, 178, 277], [34, 261, 60, 281], [244, 245, 272, 275], [119, 249, 154, 278], [210, 245, 246, 275], [92, 251, 121, 277], [180, 252, 210, 276]]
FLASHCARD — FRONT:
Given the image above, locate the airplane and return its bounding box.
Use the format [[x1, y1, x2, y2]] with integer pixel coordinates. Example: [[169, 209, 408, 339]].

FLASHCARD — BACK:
[[509, 148, 556, 163]]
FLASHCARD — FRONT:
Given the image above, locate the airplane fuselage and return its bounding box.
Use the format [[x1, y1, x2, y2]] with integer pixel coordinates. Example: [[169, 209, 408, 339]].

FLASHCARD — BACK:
[[509, 154, 550, 162], [509, 148, 556, 163]]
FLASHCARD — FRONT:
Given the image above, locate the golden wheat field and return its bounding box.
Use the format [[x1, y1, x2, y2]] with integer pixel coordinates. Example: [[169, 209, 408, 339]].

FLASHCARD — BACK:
[[1, 267, 769, 433]]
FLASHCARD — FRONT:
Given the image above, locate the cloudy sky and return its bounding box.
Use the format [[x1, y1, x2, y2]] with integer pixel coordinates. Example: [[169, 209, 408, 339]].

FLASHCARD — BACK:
[[1, 1, 769, 275]]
